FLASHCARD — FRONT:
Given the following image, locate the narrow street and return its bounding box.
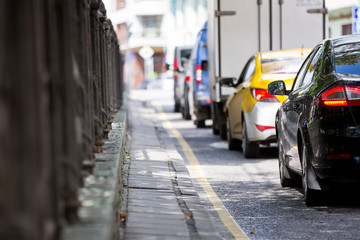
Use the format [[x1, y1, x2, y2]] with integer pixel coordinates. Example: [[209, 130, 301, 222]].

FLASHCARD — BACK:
[[131, 86, 360, 240]]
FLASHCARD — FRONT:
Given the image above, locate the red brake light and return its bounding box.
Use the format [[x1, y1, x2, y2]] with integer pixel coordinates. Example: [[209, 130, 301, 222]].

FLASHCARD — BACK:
[[318, 85, 348, 107], [174, 58, 179, 71], [185, 75, 191, 82], [345, 85, 360, 106], [196, 65, 202, 85], [326, 154, 352, 159], [251, 88, 279, 102]]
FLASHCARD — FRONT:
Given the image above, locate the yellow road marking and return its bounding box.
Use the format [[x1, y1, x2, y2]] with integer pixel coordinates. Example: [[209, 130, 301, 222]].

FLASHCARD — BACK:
[[157, 106, 249, 240]]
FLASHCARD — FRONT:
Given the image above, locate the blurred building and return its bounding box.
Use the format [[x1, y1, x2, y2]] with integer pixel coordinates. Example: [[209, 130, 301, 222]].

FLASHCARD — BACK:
[[166, 0, 207, 67], [103, 0, 207, 89], [328, 0, 360, 37]]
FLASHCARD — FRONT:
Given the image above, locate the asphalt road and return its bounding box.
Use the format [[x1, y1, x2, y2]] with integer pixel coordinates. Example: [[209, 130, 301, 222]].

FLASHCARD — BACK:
[[132, 87, 360, 240]]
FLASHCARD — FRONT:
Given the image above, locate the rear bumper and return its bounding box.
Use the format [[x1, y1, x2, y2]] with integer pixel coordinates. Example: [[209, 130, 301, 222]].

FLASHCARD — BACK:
[[195, 104, 211, 120], [309, 130, 360, 187], [244, 102, 281, 143]]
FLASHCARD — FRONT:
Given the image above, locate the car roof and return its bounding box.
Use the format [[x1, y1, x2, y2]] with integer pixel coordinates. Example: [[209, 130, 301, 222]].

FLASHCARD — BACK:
[[329, 34, 360, 47], [260, 48, 312, 60], [175, 46, 193, 51]]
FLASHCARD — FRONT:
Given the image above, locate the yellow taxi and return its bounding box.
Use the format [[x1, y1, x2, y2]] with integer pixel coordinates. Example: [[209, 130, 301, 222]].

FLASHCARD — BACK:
[[225, 49, 311, 158]]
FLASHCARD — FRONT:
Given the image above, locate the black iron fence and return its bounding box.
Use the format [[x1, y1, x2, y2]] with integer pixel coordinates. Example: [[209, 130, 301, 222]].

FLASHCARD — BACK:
[[0, 0, 123, 239]]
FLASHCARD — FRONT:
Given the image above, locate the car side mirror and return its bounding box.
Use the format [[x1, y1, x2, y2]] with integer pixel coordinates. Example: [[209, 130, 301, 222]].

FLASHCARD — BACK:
[[268, 81, 288, 95], [220, 78, 235, 87], [165, 63, 170, 71]]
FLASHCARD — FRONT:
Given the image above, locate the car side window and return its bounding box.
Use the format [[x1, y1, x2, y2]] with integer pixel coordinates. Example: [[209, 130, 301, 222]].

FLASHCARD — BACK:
[[301, 47, 323, 87], [292, 48, 318, 90]]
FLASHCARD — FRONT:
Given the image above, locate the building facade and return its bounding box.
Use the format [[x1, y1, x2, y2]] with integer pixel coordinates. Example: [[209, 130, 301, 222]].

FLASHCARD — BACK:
[[103, 0, 207, 89], [328, 0, 360, 37]]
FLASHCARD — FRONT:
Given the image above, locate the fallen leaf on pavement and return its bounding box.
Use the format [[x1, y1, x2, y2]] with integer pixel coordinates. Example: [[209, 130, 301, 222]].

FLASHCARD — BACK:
[[250, 231, 256, 234]]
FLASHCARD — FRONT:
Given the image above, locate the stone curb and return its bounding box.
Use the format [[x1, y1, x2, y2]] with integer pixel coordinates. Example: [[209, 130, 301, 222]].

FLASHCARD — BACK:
[[62, 105, 128, 240]]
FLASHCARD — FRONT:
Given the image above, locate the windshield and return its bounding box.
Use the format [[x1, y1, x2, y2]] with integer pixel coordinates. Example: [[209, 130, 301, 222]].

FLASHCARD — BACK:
[[261, 57, 306, 75], [335, 42, 360, 75]]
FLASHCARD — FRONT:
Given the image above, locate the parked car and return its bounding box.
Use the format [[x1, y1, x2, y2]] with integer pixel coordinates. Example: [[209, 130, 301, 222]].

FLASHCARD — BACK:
[[268, 35, 360, 205], [223, 48, 311, 157], [180, 68, 192, 120], [188, 21, 211, 128], [173, 46, 192, 112]]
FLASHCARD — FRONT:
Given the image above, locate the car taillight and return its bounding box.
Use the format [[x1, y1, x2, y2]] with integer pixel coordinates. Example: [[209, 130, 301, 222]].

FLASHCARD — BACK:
[[174, 58, 179, 71], [318, 85, 360, 107], [318, 86, 347, 107], [185, 75, 191, 82], [251, 88, 279, 102], [345, 85, 360, 106], [326, 154, 352, 159], [196, 65, 202, 85]]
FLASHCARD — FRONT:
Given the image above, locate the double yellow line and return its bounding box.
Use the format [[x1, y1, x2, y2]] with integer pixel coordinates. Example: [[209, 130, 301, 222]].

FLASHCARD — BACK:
[[157, 106, 249, 240]]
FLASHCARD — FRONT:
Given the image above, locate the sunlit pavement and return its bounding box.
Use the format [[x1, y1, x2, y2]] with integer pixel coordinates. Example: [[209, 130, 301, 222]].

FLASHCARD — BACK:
[[129, 85, 360, 240], [126, 87, 221, 239]]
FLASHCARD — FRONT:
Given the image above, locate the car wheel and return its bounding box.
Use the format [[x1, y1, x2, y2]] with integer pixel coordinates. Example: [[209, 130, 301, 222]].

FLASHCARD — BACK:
[[219, 122, 227, 140], [174, 103, 180, 112], [183, 91, 191, 120], [226, 115, 240, 150], [212, 103, 220, 135], [301, 144, 320, 206], [278, 142, 295, 187], [241, 119, 259, 158], [212, 122, 219, 135], [196, 120, 206, 128]]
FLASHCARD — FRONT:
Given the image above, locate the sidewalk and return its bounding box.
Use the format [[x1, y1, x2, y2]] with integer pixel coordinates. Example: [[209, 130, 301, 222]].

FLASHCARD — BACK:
[[123, 90, 221, 240]]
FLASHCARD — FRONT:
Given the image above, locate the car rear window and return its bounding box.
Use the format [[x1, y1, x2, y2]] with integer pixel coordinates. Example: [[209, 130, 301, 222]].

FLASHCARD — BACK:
[[180, 49, 192, 59], [335, 42, 360, 75], [261, 57, 306, 74]]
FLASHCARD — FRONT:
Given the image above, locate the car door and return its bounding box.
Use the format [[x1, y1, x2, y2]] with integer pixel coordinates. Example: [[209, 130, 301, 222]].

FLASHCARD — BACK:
[[283, 46, 323, 171], [229, 56, 256, 139]]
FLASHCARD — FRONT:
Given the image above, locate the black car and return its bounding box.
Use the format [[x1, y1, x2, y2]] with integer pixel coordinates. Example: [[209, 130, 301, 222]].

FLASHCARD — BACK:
[[268, 35, 360, 205]]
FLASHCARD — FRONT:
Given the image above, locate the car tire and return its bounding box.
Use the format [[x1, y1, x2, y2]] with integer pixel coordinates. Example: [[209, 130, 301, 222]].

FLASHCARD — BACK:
[[211, 103, 220, 135], [183, 91, 191, 120], [196, 120, 206, 128], [174, 103, 180, 112], [219, 122, 227, 140], [226, 115, 240, 150], [212, 123, 219, 135], [242, 119, 259, 158], [278, 142, 296, 187], [301, 144, 320, 206]]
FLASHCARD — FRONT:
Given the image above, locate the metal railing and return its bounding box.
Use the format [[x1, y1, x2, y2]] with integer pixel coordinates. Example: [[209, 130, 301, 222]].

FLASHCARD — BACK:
[[0, 0, 123, 239]]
